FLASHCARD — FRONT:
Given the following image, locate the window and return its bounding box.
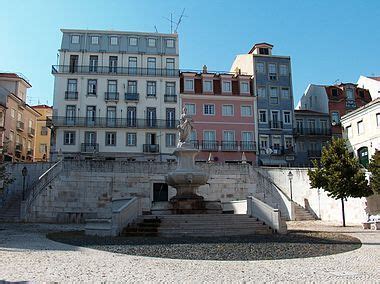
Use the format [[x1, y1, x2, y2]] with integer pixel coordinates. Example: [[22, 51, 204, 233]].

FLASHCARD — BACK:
[[91, 36, 99, 45], [332, 89, 339, 97], [256, 62, 265, 73], [242, 132, 253, 142], [185, 103, 196, 115], [127, 107, 137, 127], [203, 80, 213, 92], [281, 88, 290, 98], [204, 131, 216, 141], [110, 36, 118, 45], [109, 56, 118, 73], [146, 108, 157, 127], [269, 87, 279, 104], [128, 57, 137, 68], [298, 141, 305, 152], [166, 58, 175, 69], [86, 106, 96, 125], [106, 132, 117, 146], [240, 82, 249, 93], [268, 63, 277, 80], [346, 126, 353, 138], [222, 81, 231, 92], [129, 37, 138, 46], [11, 108, 16, 119], [285, 137, 293, 149], [40, 126, 48, 135], [64, 131, 75, 145], [147, 81, 156, 97], [165, 82, 176, 95], [166, 39, 175, 48], [9, 131, 14, 141], [346, 88, 354, 100], [126, 133, 137, 146], [106, 106, 117, 126], [166, 108, 176, 128], [127, 81, 137, 94], [331, 112, 340, 124], [184, 79, 194, 91], [71, 35, 79, 44], [357, 120, 364, 135], [259, 48, 269, 55], [89, 55, 98, 72], [223, 131, 235, 142], [257, 87, 266, 98], [279, 64, 288, 76], [359, 90, 365, 98], [87, 79, 97, 96], [148, 38, 156, 47], [166, 133, 176, 147], [377, 113, 380, 126], [147, 57, 156, 75], [203, 104, 215, 115], [39, 144, 47, 153], [259, 135, 269, 151], [283, 111, 291, 124], [67, 79, 77, 92], [259, 110, 267, 123], [241, 105, 252, 117], [222, 105, 234, 116]]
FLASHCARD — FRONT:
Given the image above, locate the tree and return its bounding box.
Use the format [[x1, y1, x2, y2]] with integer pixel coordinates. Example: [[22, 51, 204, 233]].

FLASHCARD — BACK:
[[308, 138, 373, 226], [0, 139, 14, 192], [368, 150, 380, 193]]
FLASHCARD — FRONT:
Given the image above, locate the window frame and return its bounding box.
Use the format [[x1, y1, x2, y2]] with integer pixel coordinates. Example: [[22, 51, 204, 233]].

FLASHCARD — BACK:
[[185, 103, 196, 115], [240, 81, 250, 93], [166, 38, 175, 48], [148, 38, 157, 47], [222, 104, 234, 116], [184, 79, 194, 91], [256, 62, 265, 74], [241, 105, 253, 117], [283, 111, 291, 125], [269, 86, 279, 104], [147, 81, 157, 97], [71, 35, 80, 44], [165, 133, 176, 147], [64, 131, 76, 145], [203, 80, 213, 92], [126, 132, 137, 146], [259, 110, 267, 123], [87, 79, 97, 96], [129, 37, 138, 46], [110, 36, 118, 45], [105, 132, 117, 146], [222, 80, 232, 93], [279, 64, 288, 76], [91, 36, 99, 45], [203, 104, 215, 116]]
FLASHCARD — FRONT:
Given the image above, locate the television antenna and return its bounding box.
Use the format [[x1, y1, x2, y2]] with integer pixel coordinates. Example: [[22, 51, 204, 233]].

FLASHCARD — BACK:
[[163, 8, 187, 34]]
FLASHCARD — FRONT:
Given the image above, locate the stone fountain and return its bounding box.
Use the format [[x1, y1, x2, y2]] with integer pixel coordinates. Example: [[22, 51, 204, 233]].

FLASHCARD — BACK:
[[165, 108, 222, 214]]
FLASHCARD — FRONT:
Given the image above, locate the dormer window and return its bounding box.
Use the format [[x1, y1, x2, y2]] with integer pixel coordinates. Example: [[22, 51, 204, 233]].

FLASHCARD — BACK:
[[240, 82, 249, 93], [71, 35, 80, 44], [259, 48, 269, 55], [110, 36, 118, 45], [358, 90, 365, 98], [203, 80, 213, 92], [331, 88, 339, 96], [91, 36, 99, 45], [346, 89, 354, 100], [166, 39, 175, 48], [184, 79, 194, 91], [148, 38, 156, 47], [222, 81, 231, 93]]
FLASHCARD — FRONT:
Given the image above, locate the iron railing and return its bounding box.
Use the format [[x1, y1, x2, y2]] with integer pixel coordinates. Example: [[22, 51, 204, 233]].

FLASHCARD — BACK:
[[81, 143, 99, 153], [294, 128, 331, 136], [269, 120, 283, 129], [202, 140, 219, 151], [28, 127, 35, 137], [308, 150, 322, 157], [143, 144, 159, 153], [164, 94, 178, 102], [221, 141, 239, 151], [125, 93, 139, 101], [52, 65, 180, 77], [240, 141, 257, 152], [16, 121, 24, 131], [105, 92, 119, 101], [65, 91, 78, 100]]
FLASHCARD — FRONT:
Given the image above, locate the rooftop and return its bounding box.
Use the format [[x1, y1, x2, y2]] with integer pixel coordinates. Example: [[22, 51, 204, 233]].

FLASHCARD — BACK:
[[0, 72, 31, 87], [61, 28, 178, 38], [369, 76, 380, 82], [32, 104, 52, 109], [341, 97, 380, 121]]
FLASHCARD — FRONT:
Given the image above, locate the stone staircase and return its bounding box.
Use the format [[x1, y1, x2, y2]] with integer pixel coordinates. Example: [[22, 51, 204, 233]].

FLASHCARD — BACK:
[[0, 193, 22, 222], [123, 214, 273, 237], [294, 203, 317, 221]]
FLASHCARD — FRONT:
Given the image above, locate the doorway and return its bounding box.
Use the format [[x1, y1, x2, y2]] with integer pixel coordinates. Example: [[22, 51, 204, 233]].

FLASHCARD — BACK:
[[153, 183, 168, 202]]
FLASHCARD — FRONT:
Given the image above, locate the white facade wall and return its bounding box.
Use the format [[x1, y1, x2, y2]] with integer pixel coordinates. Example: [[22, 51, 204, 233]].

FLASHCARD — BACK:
[[296, 84, 329, 114], [357, 75, 380, 100]]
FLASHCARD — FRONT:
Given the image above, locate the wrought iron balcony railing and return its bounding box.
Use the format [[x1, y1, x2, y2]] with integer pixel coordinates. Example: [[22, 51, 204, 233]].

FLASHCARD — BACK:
[[240, 141, 256, 152], [81, 143, 99, 153], [269, 120, 283, 129], [65, 91, 78, 100], [164, 94, 178, 102], [15, 143, 23, 152], [52, 65, 180, 78], [105, 92, 119, 101], [221, 141, 239, 151], [28, 127, 35, 137], [201, 140, 219, 151], [308, 150, 322, 157], [143, 144, 159, 153], [294, 128, 332, 136], [16, 121, 24, 131], [51, 116, 178, 130], [125, 93, 139, 101]]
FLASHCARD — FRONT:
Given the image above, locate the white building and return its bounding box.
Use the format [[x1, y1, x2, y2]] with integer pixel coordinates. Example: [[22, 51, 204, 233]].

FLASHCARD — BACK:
[[51, 29, 180, 161], [341, 98, 380, 167], [357, 75, 380, 100]]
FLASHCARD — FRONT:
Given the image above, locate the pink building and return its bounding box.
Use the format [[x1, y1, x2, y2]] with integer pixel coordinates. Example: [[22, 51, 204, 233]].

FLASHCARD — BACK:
[[180, 69, 256, 164]]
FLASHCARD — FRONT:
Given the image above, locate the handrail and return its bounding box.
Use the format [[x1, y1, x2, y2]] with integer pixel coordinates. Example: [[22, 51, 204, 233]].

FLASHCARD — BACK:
[[111, 197, 141, 236]]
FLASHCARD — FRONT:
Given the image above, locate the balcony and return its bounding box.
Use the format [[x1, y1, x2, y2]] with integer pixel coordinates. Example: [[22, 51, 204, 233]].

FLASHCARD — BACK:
[[143, 144, 159, 153], [65, 91, 78, 100], [294, 128, 332, 136], [52, 116, 178, 130], [28, 127, 35, 137], [221, 141, 239, 151], [16, 121, 24, 131], [202, 140, 219, 151], [269, 120, 283, 129], [52, 65, 180, 78], [15, 143, 23, 152], [125, 93, 139, 101], [308, 150, 322, 158], [27, 149, 34, 157], [240, 141, 256, 152], [190, 140, 199, 149], [81, 143, 99, 153], [164, 94, 178, 103], [105, 92, 119, 102], [346, 99, 357, 109]]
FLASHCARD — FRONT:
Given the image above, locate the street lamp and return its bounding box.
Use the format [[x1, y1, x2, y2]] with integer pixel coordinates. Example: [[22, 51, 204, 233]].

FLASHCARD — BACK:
[[22, 166, 28, 201], [287, 171, 293, 201]]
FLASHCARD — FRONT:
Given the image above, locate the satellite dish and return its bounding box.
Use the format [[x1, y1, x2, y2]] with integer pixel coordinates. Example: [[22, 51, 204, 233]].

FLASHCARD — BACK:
[[266, 148, 273, 155]]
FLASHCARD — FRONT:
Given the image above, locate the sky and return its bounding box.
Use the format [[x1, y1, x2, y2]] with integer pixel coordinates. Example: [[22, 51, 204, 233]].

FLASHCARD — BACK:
[[1, 0, 380, 106]]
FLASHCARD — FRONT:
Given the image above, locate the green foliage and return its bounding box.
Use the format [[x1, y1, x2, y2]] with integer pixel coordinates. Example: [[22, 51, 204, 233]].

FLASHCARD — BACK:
[[308, 138, 373, 200], [0, 163, 14, 190], [368, 150, 380, 193]]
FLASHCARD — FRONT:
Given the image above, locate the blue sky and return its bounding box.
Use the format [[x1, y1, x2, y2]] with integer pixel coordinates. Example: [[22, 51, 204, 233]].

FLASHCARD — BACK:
[[1, 0, 380, 106]]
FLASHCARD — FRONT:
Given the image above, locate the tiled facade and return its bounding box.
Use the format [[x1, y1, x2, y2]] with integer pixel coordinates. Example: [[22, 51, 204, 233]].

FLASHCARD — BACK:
[[0, 73, 40, 162], [180, 70, 256, 163], [230, 43, 295, 166], [51, 29, 180, 161], [293, 110, 331, 166], [32, 105, 52, 161]]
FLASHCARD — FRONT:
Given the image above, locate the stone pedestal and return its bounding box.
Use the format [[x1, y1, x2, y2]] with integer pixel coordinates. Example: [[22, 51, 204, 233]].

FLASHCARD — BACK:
[[165, 143, 222, 214]]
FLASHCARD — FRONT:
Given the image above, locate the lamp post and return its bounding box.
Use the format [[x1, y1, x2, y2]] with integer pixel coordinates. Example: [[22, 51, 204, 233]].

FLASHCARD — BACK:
[[22, 166, 28, 201], [288, 171, 293, 201]]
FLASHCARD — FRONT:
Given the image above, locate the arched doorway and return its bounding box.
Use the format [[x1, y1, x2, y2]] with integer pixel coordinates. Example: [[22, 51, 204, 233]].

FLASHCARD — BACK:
[[357, 147, 369, 168]]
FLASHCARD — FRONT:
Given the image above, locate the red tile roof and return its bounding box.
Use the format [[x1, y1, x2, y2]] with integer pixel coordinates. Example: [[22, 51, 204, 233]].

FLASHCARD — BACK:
[[32, 104, 52, 109], [0, 73, 31, 87], [369, 76, 380, 82]]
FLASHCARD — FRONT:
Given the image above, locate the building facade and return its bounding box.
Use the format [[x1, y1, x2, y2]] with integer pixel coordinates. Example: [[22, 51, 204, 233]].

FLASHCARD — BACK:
[[230, 43, 295, 166], [297, 83, 372, 137], [341, 98, 380, 168], [51, 29, 180, 161], [0, 73, 40, 162], [357, 75, 380, 100], [32, 105, 52, 161], [293, 110, 331, 166], [180, 69, 256, 163]]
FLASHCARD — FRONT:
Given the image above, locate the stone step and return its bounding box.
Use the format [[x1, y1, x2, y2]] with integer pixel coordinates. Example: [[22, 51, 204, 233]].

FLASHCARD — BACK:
[[85, 218, 112, 236]]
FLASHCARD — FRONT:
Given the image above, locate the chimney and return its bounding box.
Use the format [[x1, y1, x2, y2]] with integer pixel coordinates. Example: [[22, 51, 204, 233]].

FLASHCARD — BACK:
[[202, 65, 208, 73]]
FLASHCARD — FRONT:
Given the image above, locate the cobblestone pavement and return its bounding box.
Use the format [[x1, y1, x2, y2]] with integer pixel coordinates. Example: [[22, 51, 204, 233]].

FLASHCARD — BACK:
[[0, 221, 379, 282]]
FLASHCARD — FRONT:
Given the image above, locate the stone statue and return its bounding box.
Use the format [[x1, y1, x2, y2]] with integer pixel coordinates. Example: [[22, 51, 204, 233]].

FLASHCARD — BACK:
[[177, 107, 193, 147]]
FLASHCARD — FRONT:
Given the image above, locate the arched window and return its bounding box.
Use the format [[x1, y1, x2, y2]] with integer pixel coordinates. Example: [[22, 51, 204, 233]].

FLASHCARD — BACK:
[[357, 147, 369, 168]]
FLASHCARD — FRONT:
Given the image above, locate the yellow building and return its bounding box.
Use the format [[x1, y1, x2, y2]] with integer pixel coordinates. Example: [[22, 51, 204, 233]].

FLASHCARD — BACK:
[[32, 105, 52, 161]]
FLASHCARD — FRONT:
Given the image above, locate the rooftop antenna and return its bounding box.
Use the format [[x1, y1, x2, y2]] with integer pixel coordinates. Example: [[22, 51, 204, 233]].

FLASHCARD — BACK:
[[154, 25, 158, 33], [333, 79, 340, 85], [174, 8, 187, 33], [164, 9, 187, 34]]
